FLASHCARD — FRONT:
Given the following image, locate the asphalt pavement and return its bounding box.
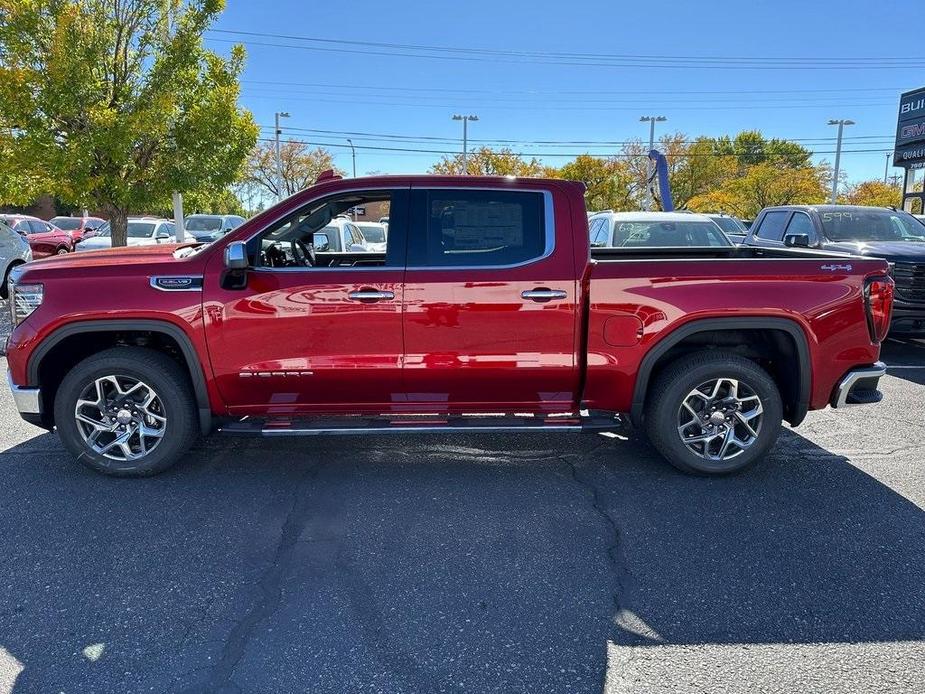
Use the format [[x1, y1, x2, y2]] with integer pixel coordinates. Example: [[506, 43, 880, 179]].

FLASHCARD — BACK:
[[0, 332, 923, 693]]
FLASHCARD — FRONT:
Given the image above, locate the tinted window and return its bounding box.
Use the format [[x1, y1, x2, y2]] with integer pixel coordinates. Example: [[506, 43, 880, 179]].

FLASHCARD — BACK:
[[28, 220, 49, 234], [185, 216, 223, 232], [710, 216, 746, 235], [416, 190, 545, 267], [126, 222, 156, 238], [590, 219, 610, 247], [785, 212, 815, 238], [51, 217, 82, 230], [754, 211, 791, 241]]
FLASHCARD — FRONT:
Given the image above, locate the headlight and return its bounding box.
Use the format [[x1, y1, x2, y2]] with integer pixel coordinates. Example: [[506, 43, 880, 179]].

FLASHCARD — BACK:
[[10, 283, 43, 327]]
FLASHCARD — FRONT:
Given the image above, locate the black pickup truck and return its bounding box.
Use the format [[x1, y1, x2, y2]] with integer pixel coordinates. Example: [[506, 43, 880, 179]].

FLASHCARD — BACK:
[[744, 205, 925, 336]]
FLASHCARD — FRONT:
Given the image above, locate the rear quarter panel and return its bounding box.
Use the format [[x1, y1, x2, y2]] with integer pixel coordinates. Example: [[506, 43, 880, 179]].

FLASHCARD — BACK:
[[584, 257, 889, 413]]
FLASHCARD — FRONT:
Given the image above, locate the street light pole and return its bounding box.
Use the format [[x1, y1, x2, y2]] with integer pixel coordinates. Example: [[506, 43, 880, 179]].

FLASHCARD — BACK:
[[640, 116, 667, 210], [827, 118, 854, 204], [346, 138, 356, 177], [884, 151, 892, 185], [274, 111, 290, 201], [452, 114, 479, 174]]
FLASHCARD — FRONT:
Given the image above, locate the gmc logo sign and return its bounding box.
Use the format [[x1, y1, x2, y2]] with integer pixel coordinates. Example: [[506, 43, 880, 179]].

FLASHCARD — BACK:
[[901, 122, 925, 139]]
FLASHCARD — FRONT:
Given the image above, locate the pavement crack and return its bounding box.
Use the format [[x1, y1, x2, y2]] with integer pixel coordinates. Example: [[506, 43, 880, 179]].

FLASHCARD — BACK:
[[190, 460, 324, 694]]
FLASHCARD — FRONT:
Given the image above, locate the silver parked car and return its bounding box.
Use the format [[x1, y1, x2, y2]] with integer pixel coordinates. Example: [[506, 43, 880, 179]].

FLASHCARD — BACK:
[[0, 219, 33, 299], [75, 217, 176, 252], [588, 211, 733, 248]]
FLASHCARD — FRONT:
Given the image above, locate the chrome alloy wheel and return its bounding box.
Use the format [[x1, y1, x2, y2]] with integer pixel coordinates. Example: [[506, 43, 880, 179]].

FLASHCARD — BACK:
[[74, 375, 166, 461], [677, 378, 763, 462]]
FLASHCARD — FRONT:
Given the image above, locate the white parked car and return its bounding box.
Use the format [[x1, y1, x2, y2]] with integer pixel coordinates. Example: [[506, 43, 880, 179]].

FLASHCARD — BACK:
[[76, 217, 176, 252], [354, 222, 388, 252], [312, 218, 373, 253], [587, 211, 733, 248], [0, 218, 33, 300]]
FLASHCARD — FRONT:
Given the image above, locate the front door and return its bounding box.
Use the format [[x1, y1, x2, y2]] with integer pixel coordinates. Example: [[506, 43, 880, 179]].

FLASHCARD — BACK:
[[400, 186, 580, 413], [203, 188, 408, 415]]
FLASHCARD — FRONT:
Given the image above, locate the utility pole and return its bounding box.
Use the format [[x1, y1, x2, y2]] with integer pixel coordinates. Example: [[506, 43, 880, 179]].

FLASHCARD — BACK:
[[274, 111, 290, 201], [346, 138, 356, 177], [884, 152, 892, 184], [640, 116, 667, 210], [452, 114, 479, 174], [827, 118, 854, 204]]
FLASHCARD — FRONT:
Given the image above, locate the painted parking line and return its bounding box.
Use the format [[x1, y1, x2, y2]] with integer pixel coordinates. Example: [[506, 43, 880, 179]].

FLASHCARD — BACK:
[[885, 365, 925, 369]]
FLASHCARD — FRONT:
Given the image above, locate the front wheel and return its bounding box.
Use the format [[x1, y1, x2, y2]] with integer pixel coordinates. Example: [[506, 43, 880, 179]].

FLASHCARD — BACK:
[[644, 352, 783, 475], [56, 247, 69, 255], [54, 347, 198, 476]]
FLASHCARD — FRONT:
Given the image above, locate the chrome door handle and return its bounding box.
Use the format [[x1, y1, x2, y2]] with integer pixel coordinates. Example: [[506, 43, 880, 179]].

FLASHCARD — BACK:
[[521, 289, 567, 302], [348, 290, 395, 301]]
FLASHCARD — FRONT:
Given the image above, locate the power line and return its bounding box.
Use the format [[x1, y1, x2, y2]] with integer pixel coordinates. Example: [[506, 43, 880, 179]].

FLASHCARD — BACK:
[[241, 78, 908, 97], [258, 124, 897, 147], [211, 29, 925, 68], [208, 35, 925, 71], [258, 137, 893, 159]]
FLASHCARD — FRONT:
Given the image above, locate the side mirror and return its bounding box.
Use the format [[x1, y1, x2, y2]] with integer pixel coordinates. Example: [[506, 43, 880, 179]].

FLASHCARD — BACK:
[[348, 243, 367, 253], [784, 233, 811, 248], [224, 241, 248, 269], [156, 231, 170, 240]]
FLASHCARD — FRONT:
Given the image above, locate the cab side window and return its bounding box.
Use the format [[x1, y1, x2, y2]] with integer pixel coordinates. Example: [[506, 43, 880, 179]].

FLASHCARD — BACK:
[[785, 212, 815, 239], [410, 189, 547, 267], [754, 211, 791, 242]]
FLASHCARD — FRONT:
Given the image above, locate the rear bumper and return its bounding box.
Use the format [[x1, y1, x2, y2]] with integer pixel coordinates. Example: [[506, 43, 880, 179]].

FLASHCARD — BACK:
[[889, 300, 925, 335], [7, 370, 41, 416], [830, 362, 887, 408]]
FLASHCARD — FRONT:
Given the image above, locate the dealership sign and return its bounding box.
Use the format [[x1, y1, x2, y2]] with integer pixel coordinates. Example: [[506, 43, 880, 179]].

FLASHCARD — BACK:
[[894, 86, 925, 166]]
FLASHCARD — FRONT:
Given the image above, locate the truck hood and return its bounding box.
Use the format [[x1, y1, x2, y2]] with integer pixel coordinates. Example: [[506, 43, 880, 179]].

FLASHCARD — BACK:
[[27, 243, 196, 270], [825, 240, 925, 262]]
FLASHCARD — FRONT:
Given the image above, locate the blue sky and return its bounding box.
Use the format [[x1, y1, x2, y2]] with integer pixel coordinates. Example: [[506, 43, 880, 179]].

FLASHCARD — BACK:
[[209, 0, 924, 184]]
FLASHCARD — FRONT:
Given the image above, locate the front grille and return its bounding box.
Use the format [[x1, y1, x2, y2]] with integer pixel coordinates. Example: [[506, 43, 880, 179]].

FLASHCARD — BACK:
[[892, 262, 925, 303]]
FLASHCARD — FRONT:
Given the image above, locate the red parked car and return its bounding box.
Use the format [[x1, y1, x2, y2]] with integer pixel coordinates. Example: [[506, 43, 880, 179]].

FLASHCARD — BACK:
[[5, 174, 893, 478], [49, 215, 107, 243], [0, 214, 74, 258]]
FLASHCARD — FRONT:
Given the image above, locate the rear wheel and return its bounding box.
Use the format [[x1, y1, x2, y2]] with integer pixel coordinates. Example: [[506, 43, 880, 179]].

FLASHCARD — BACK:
[[644, 352, 783, 475], [54, 347, 198, 476], [56, 247, 69, 255]]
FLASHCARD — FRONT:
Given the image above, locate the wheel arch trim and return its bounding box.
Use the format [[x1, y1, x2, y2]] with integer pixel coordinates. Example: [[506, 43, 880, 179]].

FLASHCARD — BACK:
[[629, 317, 811, 428], [27, 319, 212, 434]]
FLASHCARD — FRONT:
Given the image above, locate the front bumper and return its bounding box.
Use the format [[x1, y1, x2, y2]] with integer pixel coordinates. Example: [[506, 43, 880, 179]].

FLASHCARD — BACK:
[[7, 370, 41, 416], [830, 362, 887, 408], [889, 299, 925, 335]]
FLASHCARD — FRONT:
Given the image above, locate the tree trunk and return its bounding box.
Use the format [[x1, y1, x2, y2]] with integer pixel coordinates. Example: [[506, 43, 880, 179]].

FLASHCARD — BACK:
[[109, 207, 128, 247]]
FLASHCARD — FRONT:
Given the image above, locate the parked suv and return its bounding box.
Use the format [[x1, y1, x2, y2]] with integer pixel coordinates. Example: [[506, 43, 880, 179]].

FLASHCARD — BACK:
[[49, 216, 106, 243], [0, 215, 74, 258], [588, 211, 733, 248], [0, 219, 33, 299], [184, 214, 246, 243], [744, 205, 925, 336]]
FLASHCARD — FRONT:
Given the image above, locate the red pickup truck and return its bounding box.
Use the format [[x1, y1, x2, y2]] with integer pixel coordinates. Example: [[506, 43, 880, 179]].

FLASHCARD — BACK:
[[5, 174, 893, 477]]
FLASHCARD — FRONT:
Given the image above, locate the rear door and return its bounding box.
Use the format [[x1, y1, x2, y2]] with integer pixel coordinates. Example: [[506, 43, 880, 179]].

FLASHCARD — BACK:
[[401, 185, 580, 413]]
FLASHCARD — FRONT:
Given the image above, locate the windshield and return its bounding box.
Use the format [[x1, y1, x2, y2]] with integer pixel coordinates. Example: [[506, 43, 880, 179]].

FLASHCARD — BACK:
[[820, 210, 925, 242], [51, 217, 81, 230], [607, 220, 733, 248], [710, 217, 747, 235], [95, 221, 156, 238], [357, 224, 386, 242], [185, 216, 223, 232]]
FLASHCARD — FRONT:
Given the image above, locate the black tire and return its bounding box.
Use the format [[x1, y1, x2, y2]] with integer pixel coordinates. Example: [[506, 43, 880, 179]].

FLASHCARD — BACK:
[[644, 351, 783, 475], [54, 347, 198, 477], [1, 261, 23, 300], [56, 247, 69, 255]]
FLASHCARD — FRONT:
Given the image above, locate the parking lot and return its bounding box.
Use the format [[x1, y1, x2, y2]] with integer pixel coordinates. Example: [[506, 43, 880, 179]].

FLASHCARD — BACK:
[[0, 315, 923, 693]]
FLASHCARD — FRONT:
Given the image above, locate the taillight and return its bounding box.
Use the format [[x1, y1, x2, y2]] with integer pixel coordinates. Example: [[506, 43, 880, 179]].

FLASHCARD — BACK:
[[864, 276, 894, 343]]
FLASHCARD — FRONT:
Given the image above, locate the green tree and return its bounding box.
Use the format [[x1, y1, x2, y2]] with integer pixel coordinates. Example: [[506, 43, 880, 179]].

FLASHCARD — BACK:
[[551, 154, 636, 211], [430, 147, 544, 176], [0, 0, 258, 246]]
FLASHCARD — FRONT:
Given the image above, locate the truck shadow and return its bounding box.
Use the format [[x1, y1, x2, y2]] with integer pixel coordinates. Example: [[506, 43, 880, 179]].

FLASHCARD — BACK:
[[0, 427, 922, 692]]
